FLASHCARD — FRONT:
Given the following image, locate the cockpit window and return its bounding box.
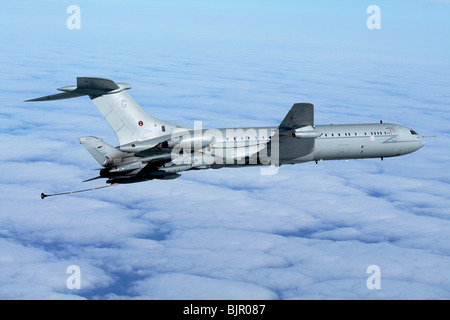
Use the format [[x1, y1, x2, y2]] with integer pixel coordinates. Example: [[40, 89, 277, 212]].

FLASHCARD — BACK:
[[410, 129, 418, 135]]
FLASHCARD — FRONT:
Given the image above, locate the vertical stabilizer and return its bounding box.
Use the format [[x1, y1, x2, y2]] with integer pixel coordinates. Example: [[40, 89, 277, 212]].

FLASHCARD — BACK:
[[90, 88, 181, 145], [79, 136, 126, 167]]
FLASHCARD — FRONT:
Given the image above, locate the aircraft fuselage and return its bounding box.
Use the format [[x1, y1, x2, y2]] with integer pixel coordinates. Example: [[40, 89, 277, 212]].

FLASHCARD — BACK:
[[200, 123, 424, 168]]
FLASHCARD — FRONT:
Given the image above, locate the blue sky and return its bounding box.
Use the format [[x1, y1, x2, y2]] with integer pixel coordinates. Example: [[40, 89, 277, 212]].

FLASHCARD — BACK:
[[0, 0, 449, 299]]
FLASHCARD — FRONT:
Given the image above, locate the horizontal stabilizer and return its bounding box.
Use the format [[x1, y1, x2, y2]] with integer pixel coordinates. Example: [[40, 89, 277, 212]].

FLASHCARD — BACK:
[[25, 77, 130, 102], [25, 92, 85, 102]]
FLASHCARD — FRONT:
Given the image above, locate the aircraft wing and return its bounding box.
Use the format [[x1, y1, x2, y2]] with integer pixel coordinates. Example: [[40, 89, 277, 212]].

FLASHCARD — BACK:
[[278, 103, 314, 129], [276, 103, 316, 161]]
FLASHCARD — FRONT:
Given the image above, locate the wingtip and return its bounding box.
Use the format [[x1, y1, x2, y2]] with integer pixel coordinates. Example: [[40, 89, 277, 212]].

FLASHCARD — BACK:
[[25, 97, 49, 102]]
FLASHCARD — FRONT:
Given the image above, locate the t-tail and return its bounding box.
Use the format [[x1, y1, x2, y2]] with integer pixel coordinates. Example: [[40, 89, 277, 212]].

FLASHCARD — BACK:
[[26, 77, 185, 146]]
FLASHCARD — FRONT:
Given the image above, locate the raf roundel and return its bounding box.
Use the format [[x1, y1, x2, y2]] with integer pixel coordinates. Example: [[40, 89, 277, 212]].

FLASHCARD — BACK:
[[138, 121, 144, 127]]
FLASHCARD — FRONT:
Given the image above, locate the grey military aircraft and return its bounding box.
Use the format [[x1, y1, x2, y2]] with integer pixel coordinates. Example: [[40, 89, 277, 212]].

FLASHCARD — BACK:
[[28, 77, 424, 197]]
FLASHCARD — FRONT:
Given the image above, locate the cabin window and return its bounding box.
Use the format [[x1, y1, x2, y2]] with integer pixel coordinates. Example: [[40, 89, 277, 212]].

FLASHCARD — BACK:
[[338, 133, 341, 136], [331, 134, 334, 137]]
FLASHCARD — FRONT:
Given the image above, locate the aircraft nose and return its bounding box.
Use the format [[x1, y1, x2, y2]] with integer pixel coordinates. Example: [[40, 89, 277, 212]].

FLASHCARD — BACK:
[[416, 137, 425, 151], [420, 137, 425, 147]]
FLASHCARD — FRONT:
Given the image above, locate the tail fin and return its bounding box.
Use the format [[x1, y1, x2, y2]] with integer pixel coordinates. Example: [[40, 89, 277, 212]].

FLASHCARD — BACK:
[[27, 77, 185, 145], [79, 136, 126, 167]]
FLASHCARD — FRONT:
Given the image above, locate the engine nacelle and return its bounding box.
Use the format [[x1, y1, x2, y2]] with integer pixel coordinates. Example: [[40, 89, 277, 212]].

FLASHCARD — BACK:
[[165, 135, 215, 151], [292, 125, 322, 139], [119, 133, 215, 153]]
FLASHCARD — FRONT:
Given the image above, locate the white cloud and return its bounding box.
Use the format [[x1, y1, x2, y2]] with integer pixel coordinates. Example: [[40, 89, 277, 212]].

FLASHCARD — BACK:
[[130, 273, 277, 300]]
